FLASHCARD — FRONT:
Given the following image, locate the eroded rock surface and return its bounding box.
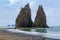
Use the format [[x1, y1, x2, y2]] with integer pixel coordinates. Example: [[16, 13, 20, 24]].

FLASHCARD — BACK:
[[34, 5, 49, 28], [15, 4, 33, 28], [15, 4, 49, 28]]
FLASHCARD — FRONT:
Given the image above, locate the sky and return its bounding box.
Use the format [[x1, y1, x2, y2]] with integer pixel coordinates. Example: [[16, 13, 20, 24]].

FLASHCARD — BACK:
[[0, 0, 60, 27]]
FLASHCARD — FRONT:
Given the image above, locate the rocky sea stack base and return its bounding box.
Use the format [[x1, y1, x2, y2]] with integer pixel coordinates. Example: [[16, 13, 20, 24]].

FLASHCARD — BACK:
[[15, 4, 49, 28]]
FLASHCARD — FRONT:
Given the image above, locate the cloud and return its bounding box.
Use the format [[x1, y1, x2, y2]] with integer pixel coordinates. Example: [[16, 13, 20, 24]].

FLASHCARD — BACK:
[[8, 0, 19, 6], [0, 0, 60, 26], [44, 7, 60, 17], [44, 6, 60, 26]]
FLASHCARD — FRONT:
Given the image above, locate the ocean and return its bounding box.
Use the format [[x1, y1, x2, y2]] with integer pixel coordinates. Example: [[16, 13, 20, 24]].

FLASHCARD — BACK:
[[47, 26, 60, 34], [5, 27, 60, 39], [0, 26, 60, 34], [0, 26, 59, 39]]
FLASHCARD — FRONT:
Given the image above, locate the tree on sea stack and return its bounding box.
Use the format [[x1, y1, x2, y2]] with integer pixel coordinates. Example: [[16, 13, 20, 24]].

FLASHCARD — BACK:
[[15, 4, 33, 28], [34, 5, 49, 28]]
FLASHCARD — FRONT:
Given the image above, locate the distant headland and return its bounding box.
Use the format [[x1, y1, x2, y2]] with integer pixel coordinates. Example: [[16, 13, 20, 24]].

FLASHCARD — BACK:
[[15, 4, 49, 28]]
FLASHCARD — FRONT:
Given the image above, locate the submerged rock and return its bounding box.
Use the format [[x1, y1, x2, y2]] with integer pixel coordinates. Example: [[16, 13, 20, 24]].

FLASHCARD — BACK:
[[34, 5, 49, 28], [15, 4, 33, 28]]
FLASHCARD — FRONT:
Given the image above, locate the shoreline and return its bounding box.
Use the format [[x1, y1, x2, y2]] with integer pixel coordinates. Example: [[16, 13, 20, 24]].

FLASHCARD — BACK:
[[0, 29, 60, 40]]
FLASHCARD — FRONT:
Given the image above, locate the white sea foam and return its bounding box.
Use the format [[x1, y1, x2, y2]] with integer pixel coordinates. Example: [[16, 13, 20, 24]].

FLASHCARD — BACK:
[[6, 29, 44, 35], [6, 29, 60, 39]]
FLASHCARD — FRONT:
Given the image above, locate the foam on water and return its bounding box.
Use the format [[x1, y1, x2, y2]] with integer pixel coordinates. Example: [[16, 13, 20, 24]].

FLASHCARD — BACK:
[[6, 29, 44, 35], [6, 28, 60, 39]]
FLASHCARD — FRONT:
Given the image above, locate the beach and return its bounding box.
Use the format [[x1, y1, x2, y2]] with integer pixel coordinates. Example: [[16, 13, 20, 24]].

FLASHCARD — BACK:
[[0, 29, 60, 40], [0, 29, 43, 40]]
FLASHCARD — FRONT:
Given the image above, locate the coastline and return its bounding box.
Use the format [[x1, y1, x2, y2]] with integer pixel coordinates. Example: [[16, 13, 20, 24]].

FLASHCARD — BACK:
[[0, 29, 60, 40]]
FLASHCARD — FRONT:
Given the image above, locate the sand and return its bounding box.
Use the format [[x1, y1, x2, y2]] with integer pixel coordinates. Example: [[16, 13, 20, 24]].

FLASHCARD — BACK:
[[0, 29, 43, 40], [0, 29, 59, 40]]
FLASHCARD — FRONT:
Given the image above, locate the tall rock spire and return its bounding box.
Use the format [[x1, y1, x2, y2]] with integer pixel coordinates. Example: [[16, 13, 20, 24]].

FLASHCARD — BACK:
[[34, 5, 49, 28], [15, 4, 33, 28]]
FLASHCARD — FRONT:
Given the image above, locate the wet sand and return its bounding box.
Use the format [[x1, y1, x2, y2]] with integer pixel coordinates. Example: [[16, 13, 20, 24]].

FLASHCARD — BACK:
[[0, 30, 43, 40], [0, 29, 59, 40]]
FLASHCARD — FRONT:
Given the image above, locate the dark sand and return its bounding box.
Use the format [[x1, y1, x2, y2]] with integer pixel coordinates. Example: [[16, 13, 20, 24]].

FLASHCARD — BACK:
[[0, 29, 59, 40], [0, 29, 43, 40]]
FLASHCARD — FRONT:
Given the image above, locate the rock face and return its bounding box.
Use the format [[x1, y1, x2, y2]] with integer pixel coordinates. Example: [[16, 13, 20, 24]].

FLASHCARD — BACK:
[[15, 4, 49, 28], [34, 5, 48, 28], [15, 4, 33, 28]]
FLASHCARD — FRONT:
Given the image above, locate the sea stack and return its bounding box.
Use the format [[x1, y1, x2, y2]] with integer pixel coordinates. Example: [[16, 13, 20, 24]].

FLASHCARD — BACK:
[[15, 4, 33, 28], [34, 5, 49, 28]]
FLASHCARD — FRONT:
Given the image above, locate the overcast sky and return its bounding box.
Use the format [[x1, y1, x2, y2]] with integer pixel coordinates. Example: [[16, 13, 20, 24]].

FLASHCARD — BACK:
[[0, 0, 60, 27]]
